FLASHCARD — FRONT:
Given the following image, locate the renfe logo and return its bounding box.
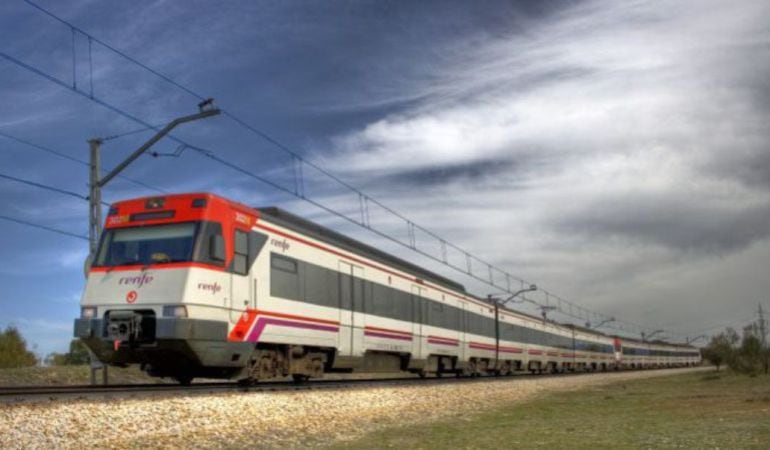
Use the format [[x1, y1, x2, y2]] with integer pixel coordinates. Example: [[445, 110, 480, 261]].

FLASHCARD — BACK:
[[198, 282, 222, 294], [271, 238, 290, 252], [118, 273, 154, 288]]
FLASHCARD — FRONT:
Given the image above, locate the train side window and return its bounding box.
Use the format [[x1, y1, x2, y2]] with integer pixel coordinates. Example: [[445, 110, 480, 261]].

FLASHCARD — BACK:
[[304, 262, 332, 307], [272, 254, 297, 273], [392, 289, 411, 322], [430, 302, 444, 328], [371, 283, 391, 317], [271, 253, 301, 300], [233, 230, 248, 275]]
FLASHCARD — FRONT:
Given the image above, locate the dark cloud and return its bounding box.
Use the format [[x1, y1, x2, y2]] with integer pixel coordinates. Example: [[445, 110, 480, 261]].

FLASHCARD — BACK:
[[549, 193, 770, 254], [376, 159, 515, 187]]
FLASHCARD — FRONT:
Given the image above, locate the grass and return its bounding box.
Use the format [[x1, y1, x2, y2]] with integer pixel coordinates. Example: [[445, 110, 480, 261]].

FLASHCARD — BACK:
[[0, 364, 166, 386], [334, 370, 770, 449]]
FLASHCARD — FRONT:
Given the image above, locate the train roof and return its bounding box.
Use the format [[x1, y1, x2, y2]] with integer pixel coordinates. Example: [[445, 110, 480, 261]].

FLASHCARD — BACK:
[[256, 207, 467, 293]]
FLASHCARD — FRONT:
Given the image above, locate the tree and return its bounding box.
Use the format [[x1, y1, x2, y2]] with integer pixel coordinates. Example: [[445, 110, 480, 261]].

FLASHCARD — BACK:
[[0, 325, 38, 368], [46, 339, 91, 366], [702, 328, 738, 371], [730, 324, 765, 375]]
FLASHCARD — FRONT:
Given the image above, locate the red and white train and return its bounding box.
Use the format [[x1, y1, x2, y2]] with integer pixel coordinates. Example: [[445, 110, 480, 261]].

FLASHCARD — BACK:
[[75, 193, 701, 384]]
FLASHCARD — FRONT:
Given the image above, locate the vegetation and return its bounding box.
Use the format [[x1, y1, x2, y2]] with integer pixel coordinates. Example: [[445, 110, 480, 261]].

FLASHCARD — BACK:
[[0, 364, 169, 386], [45, 339, 91, 366], [702, 324, 769, 375], [335, 371, 770, 449], [0, 326, 37, 368]]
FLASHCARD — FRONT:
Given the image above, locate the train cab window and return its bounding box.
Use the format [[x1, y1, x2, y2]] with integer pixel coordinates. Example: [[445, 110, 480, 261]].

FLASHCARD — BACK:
[[233, 230, 248, 275], [95, 222, 196, 267], [193, 221, 225, 267]]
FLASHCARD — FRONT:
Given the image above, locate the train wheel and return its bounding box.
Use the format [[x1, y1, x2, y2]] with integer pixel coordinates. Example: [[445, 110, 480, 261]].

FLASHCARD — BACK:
[[237, 377, 255, 387], [292, 374, 310, 383], [174, 375, 193, 386]]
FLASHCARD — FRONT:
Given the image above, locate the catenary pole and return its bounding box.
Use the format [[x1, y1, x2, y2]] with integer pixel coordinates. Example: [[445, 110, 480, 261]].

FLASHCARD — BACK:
[[759, 303, 767, 374]]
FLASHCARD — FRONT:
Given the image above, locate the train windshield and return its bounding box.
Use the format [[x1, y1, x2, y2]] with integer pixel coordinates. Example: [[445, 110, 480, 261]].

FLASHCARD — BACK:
[[94, 223, 197, 267]]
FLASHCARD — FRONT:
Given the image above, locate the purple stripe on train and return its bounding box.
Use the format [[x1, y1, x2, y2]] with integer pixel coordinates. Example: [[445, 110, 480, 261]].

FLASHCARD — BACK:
[[428, 339, 459, 347], [364, 331, 413, 341], [247, 317, 339, 342]]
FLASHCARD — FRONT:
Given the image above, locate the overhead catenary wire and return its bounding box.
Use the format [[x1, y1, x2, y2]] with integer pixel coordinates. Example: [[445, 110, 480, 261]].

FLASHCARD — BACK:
[[685, 315, 758, 337], [0, 129, 167, 194], [9, 0, 685, 340], [102, 122, 169, 142], [0, 214, 87, 240], [0, 171, 99, 203]]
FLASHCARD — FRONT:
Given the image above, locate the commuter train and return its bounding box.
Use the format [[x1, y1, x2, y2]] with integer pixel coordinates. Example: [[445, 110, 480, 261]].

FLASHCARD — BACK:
[[74, 193, 701, 384]]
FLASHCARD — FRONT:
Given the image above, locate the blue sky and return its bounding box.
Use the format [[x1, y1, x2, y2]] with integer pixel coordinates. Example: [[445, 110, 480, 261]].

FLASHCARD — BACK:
[[2, 0, 769, 357]]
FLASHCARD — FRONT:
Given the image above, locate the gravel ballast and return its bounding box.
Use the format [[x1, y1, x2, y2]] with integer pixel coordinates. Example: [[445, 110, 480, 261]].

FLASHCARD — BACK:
[[0, 367, 707, 449]]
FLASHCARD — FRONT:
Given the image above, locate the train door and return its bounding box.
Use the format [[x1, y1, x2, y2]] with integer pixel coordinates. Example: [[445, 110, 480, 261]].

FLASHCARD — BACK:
[[339, 261, 364, 356], [411, 285, 424, 359], [459, 302, 467, 363], [570, 327, 577, 369], [230, 229, 251, 322], [613, 337, 622, 366]]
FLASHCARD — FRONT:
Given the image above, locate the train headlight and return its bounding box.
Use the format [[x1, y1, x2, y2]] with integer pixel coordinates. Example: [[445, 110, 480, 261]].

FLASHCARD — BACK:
[[81, 307, 97, 319], [162, 305, 188, 318]]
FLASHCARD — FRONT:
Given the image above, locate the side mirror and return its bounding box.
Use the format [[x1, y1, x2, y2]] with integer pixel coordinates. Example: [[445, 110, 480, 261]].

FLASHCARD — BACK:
[[83, 253, 93, 279], [210, 235, 225, 262]]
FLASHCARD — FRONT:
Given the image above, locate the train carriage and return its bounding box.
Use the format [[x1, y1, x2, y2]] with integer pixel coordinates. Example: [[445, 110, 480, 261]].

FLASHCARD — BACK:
[[74, 192, 701, 384]]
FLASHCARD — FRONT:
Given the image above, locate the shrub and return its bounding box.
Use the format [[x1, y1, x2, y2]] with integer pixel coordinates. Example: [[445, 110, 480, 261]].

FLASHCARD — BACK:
[[45, 339, 91, 366], [0, 325, 38, 368]]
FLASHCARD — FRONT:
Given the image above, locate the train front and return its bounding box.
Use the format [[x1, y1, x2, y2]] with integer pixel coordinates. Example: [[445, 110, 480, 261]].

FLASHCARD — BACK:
[[73, 193, 253, 383]]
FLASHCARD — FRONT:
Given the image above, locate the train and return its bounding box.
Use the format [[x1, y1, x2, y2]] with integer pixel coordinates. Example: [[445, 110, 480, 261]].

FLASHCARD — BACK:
[[74, 193, 701, 384]]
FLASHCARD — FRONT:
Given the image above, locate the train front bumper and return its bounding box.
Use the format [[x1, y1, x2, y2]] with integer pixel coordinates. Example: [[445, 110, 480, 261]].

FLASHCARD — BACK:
[[74, 317, 252, 378]]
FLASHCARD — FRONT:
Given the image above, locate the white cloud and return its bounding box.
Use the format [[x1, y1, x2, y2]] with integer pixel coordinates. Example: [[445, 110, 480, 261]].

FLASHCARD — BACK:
[[308, 0, 770, 336]]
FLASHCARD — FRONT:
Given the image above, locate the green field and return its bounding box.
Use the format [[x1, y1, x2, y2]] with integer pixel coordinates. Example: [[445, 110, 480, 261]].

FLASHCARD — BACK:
[[335, 371, 770, 449]]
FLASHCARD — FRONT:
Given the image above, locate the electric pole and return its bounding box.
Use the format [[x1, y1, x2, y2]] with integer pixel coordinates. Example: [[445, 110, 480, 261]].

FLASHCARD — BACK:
[[85, 100, 220, 385], [759, 303, 767, 374]]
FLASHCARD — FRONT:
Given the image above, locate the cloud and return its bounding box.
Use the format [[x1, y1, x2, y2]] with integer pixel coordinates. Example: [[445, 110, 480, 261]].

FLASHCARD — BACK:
[[303, 0, 770, 334], [320, 0, 770, 250]]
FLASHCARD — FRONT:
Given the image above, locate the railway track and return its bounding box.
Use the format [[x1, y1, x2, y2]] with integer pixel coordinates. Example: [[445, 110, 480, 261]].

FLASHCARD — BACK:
[[0, 373, 476, 404], [0, 367, 697, 404]]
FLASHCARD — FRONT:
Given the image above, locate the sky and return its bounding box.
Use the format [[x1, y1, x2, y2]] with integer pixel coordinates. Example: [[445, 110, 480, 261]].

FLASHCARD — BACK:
[[1, 0, 769, 357]]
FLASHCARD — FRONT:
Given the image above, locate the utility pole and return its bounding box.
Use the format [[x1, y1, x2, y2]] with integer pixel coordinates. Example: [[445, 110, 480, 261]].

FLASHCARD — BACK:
[[642, 329, 663, 342], [88, 138, 102, 258], [759, 303, 767, 374], [586, 317, 616, 330], [488, 284, 537, 374], [85, 100, 220, 385]]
